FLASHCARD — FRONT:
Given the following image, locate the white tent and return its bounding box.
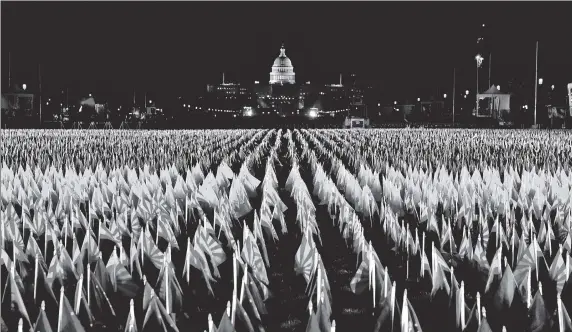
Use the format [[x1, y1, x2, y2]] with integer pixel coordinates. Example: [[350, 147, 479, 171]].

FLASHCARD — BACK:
[[343, 116, 370, 128], [477, 85, 511, 119]]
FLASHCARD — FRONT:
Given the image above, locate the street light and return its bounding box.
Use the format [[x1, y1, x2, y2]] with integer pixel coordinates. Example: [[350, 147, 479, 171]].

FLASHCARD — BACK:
[[497, 85, 500, 90], [475, 54, 484, 116], [538, 78, 543, 85], [417, 97, 421, 102], [551, 85, 555, 90], [394, 101, 397, 105], [443, 94, 447, 99], [22, 84, 27, 91]]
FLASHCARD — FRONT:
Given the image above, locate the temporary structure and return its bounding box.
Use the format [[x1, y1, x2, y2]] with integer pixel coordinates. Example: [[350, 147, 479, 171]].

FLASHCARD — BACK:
[[476, 85, 511, 119], [343, 116, 370, 128]]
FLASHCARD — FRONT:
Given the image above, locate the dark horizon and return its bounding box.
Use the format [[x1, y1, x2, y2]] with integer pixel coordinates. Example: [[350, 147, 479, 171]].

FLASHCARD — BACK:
[[2, 1, 571, 105]]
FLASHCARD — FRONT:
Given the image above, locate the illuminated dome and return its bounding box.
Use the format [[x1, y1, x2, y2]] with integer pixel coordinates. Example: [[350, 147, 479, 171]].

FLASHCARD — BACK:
[[273, 54, 293, 67], [269, 44, 295, 85]]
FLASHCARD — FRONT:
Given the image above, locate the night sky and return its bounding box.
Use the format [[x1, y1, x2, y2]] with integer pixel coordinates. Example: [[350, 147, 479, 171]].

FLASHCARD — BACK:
[[2, 1, 571, 104]]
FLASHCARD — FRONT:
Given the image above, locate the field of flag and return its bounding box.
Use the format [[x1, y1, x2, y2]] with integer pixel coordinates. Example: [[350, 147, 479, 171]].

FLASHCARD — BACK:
[[1, 128, 572, 332]]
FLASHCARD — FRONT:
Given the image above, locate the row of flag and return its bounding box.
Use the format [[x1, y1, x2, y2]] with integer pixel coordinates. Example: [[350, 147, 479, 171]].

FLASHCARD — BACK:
[[297, 129, 572, 332], [1, 129, 300, 332], [2, 127, 571, 332]]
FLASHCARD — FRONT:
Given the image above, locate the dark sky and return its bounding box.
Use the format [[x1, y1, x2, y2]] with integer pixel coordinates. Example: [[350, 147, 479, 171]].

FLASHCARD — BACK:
[[2, 1, 572, 104]]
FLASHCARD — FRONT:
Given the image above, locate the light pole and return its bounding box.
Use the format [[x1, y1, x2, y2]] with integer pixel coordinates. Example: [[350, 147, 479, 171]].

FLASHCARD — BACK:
[[452, 68, 456, 125], [39, 64, 42, 127], [475, 54, 484, 117], [534, 41, 539, 127]]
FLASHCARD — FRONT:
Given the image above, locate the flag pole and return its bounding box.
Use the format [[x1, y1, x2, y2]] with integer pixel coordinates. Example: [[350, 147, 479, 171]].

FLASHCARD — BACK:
[[558, 294, 564, 332], [488, 53, 492, 88], [165, 257, 170, 314], [534, 41, 539, 127], [476, 59, 479, 116], [8, 51, 11, 88], [231, 253, 237, 324], [240, 268, 247, 304], [75, 275, 83, 314], [39, 64, 42, 127], [44, 221, 48, 259], [58, 287, 64, 332], [34, 254, 39, 301], [453, 68, 456, 125], [87, 263, 91, 306], [186, 238, 191, 284]]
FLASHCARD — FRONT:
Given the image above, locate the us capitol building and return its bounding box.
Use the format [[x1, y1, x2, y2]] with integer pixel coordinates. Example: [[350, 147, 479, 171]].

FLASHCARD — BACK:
[[199, 43, 369, 118], [269, 44, 296, 85]]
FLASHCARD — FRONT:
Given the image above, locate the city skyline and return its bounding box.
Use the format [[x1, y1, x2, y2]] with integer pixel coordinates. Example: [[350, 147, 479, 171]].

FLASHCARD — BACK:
[[2, 1, 571, 105]]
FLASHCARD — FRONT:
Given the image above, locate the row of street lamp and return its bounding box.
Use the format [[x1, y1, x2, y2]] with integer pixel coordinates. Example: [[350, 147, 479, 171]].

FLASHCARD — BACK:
[[387, 81, 564, 107], [388, 90, 475, 106]]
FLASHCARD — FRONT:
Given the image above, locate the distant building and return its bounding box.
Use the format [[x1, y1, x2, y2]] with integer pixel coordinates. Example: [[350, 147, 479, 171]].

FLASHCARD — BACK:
[[269, 44, 296, 85], [320, 79, 349, 116], [206, 80, 251, 97], [347, 74, 367, 118], [1, 84, 35, 118], [203, 76, 255, 114], [298, 82, 318, 111], [199, 44, 372, 119]]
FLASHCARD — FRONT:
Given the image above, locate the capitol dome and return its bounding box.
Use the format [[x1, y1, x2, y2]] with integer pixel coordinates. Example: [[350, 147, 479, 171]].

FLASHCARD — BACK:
[[273, 54, 293, 68], [269, 44, 295, 85]]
